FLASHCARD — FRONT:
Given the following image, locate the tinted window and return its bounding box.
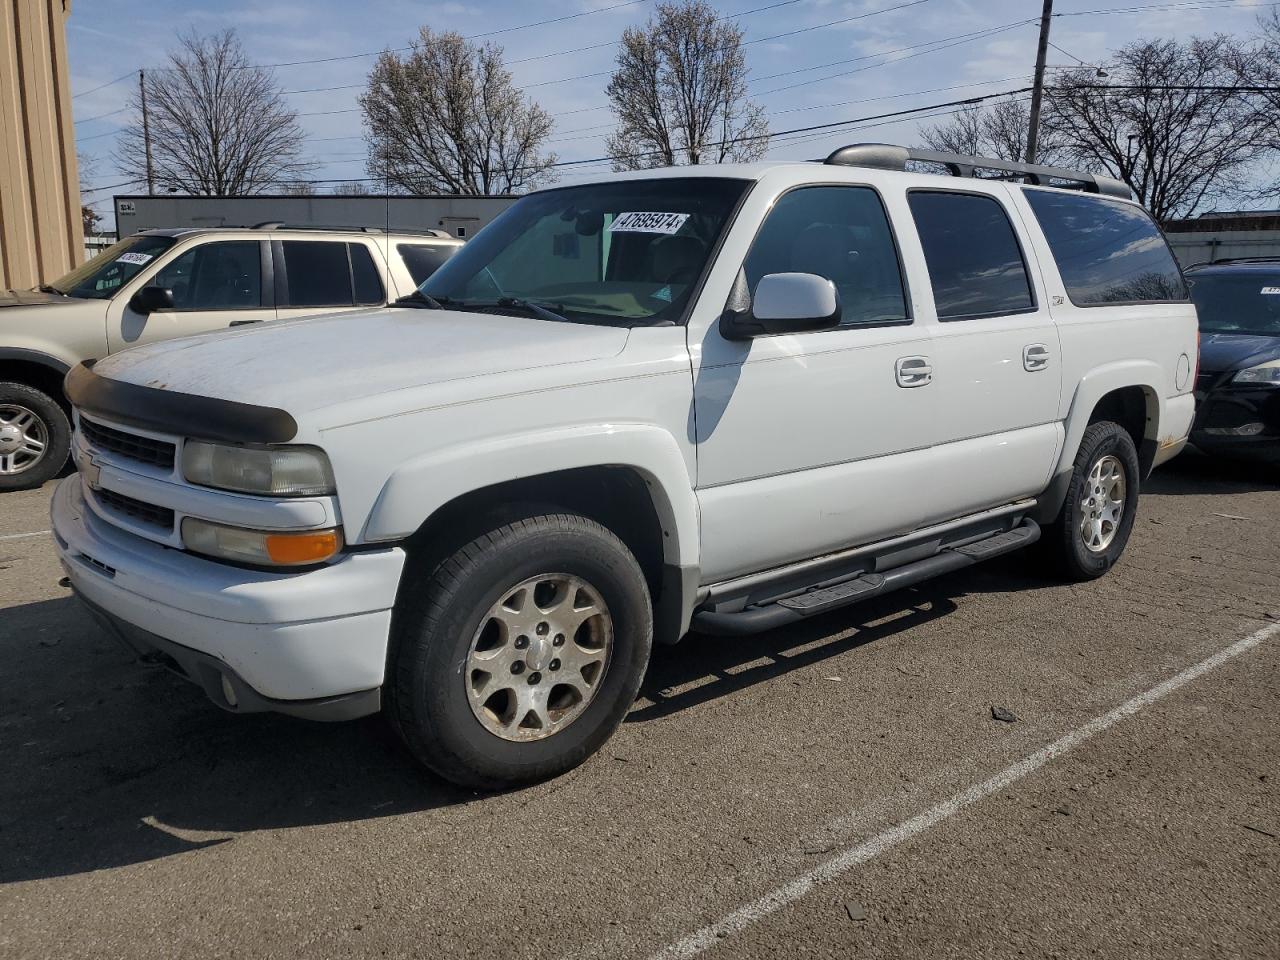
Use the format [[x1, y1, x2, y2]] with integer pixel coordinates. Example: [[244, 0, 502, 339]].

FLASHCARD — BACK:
[[152, 241, 261, 310], [1188, 271, 1280, 336], [282, 241, 353, 307], [399, 243, 458, 285], [1023, 189, 1188, 305], [744, 186, 908, 326], [350, 244, 384, 304], [908, 191, 1034, 320]]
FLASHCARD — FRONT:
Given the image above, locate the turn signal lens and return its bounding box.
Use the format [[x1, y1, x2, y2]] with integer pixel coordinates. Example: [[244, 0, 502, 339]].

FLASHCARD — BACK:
[[264, 529, 342, 565], [182, 517, 342, 567]]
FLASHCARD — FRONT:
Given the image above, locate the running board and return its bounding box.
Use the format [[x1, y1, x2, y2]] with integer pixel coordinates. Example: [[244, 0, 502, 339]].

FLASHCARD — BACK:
[[692, 519, 1040, 637]]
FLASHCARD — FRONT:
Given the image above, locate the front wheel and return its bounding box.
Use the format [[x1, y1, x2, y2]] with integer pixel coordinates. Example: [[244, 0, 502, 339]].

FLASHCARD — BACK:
[[0, 382, 71, 492], [387, 512, 653, 789], [1043, 421, 1141, 581]]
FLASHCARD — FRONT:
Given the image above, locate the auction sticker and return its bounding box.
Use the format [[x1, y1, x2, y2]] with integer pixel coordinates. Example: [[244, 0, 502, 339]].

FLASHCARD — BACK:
[[608, 212, 690, 235], [1262, 286, 1280, 295], [117, 252, 154, 266]]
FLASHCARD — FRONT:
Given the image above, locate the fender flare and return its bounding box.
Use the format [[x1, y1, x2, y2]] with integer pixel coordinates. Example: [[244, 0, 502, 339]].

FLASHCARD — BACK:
[[0, 347, 73, 378], [1034, 360, 1164, 523], [362, 422, 700, 570]]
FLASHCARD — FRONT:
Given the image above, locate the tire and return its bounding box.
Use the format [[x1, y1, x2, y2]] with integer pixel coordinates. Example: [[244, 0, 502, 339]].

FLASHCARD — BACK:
[[387, 512, 653, 789], [1043, 421, 1141, 581], [0, 382, 71, 492]]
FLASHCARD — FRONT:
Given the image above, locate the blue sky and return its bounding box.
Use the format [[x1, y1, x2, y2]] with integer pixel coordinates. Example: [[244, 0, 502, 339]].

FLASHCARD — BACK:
[[70, 0, 1277, 215]]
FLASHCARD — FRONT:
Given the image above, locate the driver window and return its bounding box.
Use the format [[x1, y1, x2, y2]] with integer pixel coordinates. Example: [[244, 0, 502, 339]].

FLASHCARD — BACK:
[[744, 186, 909, 327], [151, 241, 262, 311]]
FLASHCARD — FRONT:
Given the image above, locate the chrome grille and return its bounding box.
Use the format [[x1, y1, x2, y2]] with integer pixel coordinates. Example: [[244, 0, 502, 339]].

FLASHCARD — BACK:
[[96, 488, 175, 531], [81, 418, 176, 470]]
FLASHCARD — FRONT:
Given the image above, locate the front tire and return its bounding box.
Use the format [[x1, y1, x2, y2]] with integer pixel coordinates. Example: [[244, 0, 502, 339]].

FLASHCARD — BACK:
[[387, 512, 653, 789], [1044, 421, 1141, 581], [0, 382, 70, 492]]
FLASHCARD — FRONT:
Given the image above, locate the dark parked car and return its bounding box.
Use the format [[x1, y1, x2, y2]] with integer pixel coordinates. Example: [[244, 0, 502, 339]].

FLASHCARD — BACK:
[[1186, 259, 1280, 466]]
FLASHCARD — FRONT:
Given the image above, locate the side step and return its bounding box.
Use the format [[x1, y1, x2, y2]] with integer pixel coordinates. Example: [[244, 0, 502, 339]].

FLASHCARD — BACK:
[[692, 519, 1040, 637]]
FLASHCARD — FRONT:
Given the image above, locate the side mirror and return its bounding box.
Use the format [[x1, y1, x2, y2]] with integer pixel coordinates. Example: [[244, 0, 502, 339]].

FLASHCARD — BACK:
[[128, 285, 175, 315], [721, 272, 841, 340]]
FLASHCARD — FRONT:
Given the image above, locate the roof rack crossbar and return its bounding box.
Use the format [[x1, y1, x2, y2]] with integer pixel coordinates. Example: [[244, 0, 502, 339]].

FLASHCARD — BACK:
[[822, 143, 1132, 200]]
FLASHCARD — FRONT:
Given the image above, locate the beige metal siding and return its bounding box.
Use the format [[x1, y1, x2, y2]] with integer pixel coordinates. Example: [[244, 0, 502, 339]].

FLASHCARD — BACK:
[[0, 0, 81, 290]]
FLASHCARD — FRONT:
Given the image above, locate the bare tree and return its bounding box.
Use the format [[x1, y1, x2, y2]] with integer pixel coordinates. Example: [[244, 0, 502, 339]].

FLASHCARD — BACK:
[[920, 99, 1039, 163], [606, 0, 768, 170], [331, 181, 372, 196], [1230, 10, 1280, 203], [116, 30, 310, 196], [280, 181, 316, 196], [1045, 36, 1269, 221], [361, 29, 555, 195]]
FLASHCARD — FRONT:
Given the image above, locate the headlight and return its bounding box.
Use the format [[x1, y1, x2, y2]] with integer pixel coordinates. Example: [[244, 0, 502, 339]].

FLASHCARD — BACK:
[[1233, 359, 1280, 385], [181, 517, 343, 566], [182, 441, 335, 496]]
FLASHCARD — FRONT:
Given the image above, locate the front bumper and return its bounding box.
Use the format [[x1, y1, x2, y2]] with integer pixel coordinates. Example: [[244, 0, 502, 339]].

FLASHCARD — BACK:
[[1191, 384, 1280, 464], [51, 477, 406, 719]]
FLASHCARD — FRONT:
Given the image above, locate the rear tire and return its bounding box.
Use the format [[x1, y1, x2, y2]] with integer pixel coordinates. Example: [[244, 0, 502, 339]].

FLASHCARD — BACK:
[[0, 382, 70, 492], [1043, 421, 1141, 581], [387, 512, 653, 789]]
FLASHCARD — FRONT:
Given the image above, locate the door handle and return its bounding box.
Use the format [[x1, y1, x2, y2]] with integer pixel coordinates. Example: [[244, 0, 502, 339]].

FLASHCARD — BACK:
[[1023, 343, 1050, 372], [896, 355, 933, 388]]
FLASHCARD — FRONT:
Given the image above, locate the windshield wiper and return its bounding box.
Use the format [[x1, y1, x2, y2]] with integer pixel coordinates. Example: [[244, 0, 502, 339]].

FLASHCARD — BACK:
[[495, 297, 570, 324], [37, 284, 66, 296], [392, 290, 446, 309]]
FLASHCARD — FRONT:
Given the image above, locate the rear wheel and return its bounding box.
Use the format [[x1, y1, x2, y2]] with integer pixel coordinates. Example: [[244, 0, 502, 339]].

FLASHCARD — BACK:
[[0, 382, 70, 492], [387, 512, 652, 789], [1043, 421, 1141, 581]]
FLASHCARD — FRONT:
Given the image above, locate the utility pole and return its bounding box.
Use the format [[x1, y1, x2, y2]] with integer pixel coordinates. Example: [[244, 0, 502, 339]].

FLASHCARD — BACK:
[[1024, 0, 1053, 164], [139, 70, 155, 196]]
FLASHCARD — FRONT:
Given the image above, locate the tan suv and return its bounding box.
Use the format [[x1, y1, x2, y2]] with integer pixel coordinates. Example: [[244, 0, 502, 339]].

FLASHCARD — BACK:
[[0, 224, 461, 490]]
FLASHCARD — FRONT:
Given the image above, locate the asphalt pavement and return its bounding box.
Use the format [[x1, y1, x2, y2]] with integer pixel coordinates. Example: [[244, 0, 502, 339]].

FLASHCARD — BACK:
[[1, 452, 1277, 960]]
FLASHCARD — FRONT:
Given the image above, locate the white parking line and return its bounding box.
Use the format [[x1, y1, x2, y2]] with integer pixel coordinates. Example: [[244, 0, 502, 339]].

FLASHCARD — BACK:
[[0, 530, 51, 542], [648, 619, 1280, 960]]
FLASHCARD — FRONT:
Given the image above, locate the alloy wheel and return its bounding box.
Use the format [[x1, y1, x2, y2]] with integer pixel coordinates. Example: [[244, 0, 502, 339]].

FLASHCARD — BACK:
[[464, 573, 613, 742]]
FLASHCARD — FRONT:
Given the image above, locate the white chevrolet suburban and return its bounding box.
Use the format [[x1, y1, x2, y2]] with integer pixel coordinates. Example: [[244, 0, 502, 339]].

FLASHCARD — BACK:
[[51, 145, 1198, 788], [0, 225, 461, 490]]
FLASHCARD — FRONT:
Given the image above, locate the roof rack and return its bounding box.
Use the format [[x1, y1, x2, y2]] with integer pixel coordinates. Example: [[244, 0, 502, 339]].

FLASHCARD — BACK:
[[822, 143, 1133, 200], [250, 221, 454, 238]]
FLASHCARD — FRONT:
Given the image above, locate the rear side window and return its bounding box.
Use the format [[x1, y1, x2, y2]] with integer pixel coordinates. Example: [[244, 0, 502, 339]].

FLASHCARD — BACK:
[[398, 243, 458, 285], [1022, 189, 1188, 305], [281, 241, 385, 307], [349, 244, 384, 305], [907, 191, 1035, 320]]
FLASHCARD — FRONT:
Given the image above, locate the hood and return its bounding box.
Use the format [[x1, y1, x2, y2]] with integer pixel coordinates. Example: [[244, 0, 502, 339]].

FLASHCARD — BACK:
[[90, 307, 631, 418], [1199, 332, 1280, 375], [0, 289, 80, 308]]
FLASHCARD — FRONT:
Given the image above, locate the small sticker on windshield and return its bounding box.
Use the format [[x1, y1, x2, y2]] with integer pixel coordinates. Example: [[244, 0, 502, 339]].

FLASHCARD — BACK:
[[1262, 286, 1280, 295], [608, 212, 690, 235], [116, 252, 154, 266], [651, 285, 673, 303]]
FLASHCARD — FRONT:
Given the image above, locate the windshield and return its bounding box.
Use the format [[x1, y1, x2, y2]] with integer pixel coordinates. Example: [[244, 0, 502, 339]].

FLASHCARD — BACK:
[[1188, 271, 1280, 336], [420, 177, 750, 326], [46, 234, 175, 300]]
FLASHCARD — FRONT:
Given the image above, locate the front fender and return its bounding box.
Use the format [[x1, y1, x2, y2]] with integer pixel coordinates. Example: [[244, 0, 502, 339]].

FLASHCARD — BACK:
[[362, 422, 699, 568]]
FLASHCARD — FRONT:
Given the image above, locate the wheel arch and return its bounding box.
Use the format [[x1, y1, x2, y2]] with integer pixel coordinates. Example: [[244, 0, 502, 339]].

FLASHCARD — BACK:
[[1033, 362, 1164, 524], [0, 349, 73, 413], [365, 424, 701, 644]]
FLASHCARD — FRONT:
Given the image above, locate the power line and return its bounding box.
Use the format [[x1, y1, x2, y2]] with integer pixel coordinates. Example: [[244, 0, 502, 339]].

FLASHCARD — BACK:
[[72, 70, 135, 100], [525, 0, 937, 89], [73, 106, 128, 125]]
